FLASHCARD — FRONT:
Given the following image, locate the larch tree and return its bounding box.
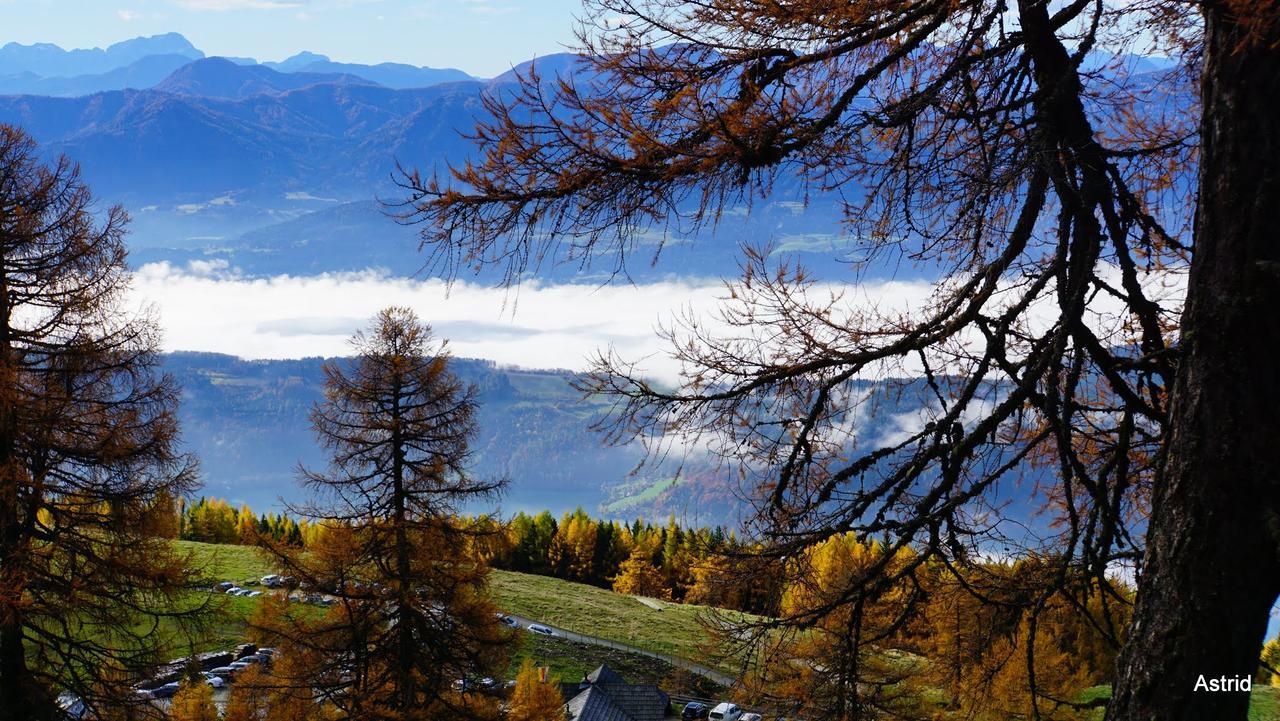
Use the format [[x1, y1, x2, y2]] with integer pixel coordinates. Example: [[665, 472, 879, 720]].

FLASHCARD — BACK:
[[399, 1, 1279, 719], [612, 548, 668, 598], [0, 125, 198, 720], [255, 307, 509, 721], [167, 677, 218, 721], [507, 659, 564, 721]]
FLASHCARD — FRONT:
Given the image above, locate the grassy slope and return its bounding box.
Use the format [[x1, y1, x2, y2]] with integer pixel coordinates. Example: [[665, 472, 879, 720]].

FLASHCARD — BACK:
[[1251, 686, 1280, 721], [172, 542, 1280, 718], [602, 477, 678, 513], [489, 569, 752, 674], [177, 541, 742, 671], [514, 635, 725, 698], [178, 539, 277, 581]]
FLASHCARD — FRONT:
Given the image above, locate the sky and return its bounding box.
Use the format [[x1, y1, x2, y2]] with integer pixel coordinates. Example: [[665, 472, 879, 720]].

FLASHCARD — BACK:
[[0, 0, 584, 77]]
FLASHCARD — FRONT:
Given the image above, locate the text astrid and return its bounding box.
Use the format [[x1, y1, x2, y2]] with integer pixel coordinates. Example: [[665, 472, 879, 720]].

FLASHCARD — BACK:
[[1193, 675, 1252, 692]]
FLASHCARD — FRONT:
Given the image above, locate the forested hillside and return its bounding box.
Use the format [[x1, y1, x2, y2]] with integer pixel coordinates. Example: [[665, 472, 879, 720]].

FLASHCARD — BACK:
[[165, 351, 654, 517]]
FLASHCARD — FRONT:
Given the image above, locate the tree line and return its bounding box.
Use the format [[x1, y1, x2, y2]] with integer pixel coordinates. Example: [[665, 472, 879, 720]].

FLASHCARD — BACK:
[[165, 495, 309, 548]]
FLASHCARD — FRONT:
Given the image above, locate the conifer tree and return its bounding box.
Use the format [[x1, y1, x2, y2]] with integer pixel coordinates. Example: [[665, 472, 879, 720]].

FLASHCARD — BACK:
[[168, 678, 217, 721], [0, 124, 198, 720], [507, 659, 563, 721], [256, 307, 509, 720]]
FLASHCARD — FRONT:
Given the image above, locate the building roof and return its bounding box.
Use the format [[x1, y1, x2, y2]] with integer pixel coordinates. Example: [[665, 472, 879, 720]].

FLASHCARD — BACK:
[[563, 666, 670, 721], [595, 683, 668, 721], [585, 664, 627, 686], [565, 686, 634, 721]]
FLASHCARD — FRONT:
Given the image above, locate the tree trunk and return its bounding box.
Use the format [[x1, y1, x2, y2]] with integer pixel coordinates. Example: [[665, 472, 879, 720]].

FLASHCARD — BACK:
[[0, 273, 32, 720], [1109, 4, 1280, 720]]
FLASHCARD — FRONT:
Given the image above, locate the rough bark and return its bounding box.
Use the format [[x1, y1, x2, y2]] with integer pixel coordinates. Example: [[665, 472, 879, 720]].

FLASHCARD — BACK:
[[1109, 3, 1280, 719]]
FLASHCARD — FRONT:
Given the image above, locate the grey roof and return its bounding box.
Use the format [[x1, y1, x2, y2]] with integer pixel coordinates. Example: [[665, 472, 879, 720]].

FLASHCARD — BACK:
[[565, 686, 634, 721], [585, 664, 627, 686], [595, 683, 668, 721], [566, 665, 669, 721]]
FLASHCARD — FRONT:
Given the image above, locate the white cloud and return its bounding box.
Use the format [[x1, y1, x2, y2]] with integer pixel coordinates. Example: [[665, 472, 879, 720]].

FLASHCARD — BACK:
[[117, 9, 140, 20], [130, 264, 740, 382], [129, 262, 1185, 388]]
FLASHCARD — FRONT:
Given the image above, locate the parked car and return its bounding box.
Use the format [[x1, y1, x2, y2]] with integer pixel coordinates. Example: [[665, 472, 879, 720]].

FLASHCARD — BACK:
[[209, 666, 237, 679], [682, 702, 710, 720], [202, 672, 226, 689], [215, 582, 234, 592], [58, 693, 88, 719], [739, 714, 762, 721], [526, 623, 555, 636], [246, 590, 263, 597], [709, 702, 743, 721], [497, 614, 519, 629], [150, 682, 181, 699]]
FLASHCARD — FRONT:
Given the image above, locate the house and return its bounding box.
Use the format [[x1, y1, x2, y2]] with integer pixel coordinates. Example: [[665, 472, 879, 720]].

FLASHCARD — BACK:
[[562, 664, 671, 721]]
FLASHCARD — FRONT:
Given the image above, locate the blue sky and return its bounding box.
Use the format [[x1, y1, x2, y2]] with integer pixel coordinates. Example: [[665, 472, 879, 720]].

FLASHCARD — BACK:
[[0, 0, 584, 77]]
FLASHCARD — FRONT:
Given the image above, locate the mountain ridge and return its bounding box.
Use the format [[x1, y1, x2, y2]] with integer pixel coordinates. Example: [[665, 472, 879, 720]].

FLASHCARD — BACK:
[[0, 32, 475, 97]]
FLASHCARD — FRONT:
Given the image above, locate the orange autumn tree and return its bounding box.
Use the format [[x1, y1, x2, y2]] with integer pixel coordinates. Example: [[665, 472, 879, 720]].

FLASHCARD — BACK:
[[402, 1, 1280, 719], [0, 124, 199, 721], [252, 308, 510, 721], [507, 659, 564, 721], [744, 535, 930, 720], [168, 678, 217, 721], [612, 548, 667, 598]]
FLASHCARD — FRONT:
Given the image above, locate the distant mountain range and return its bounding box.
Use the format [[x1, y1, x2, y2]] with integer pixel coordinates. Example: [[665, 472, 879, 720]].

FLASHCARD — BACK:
[[0, 32, 203, 78], [0, 32, 1182, 284], [0, 33, 475, 97], [263, 51, 474, 88], [0, 41, 870, 281]]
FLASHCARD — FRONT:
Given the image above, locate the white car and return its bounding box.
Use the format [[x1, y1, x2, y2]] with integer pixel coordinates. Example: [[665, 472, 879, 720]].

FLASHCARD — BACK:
[[709, 702, 743, 721], [740, 714, 763, 721], [202, 672, 226, 689], [526, 623, 555, 636]]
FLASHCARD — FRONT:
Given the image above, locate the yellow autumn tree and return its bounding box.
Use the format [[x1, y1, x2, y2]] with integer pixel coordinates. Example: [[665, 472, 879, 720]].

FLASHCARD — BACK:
[[222, 665, 271, 721], [1262, 638, 1280, 687], [547, 511, 597, 582], [747, 534, 930, 720], [612, 549, 667, 599], [508, 659, 564, 721], [168, 678, 217, 721], [236, 505, 258, 544]]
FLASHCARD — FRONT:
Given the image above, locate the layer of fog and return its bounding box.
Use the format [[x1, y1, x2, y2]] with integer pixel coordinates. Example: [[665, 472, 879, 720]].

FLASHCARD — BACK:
[[133, 261, 939, 384]]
